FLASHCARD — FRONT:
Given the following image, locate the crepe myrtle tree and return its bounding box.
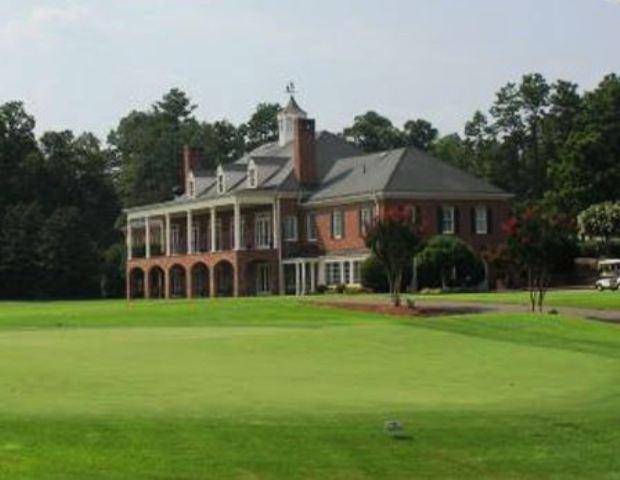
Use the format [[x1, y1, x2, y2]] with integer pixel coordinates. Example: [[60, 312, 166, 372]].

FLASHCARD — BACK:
[[364, 206, 422, 307], [503, 206, 575, 312]]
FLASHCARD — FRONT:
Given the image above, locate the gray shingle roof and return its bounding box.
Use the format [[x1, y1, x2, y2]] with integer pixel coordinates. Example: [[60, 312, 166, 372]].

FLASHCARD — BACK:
[[306, 146, 509, 202]]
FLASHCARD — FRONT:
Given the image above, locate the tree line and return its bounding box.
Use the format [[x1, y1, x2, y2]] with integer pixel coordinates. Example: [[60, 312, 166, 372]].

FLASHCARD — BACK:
[[0, 72, 618, 298]]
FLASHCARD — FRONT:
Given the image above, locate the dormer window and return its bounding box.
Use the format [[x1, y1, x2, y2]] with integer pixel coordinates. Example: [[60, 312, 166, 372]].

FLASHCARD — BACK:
[[217, 173, 225, 194], [248, 166, 257, 188], [189, 179, 195, 198]]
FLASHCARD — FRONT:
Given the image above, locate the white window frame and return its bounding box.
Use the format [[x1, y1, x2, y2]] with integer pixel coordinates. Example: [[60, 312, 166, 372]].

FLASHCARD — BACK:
[[325, 262, 342, 286], [442, 206, 455, 235], [256, 263, 271, 295], [215, 219, 223, 251], [247, 167, 257, 188], [306, 212, 317, 242], [283, 215, 298, 242], [332, 210, 344, 239], [359, 206, 373, 236], [171, 224, 181, 254], [475, 206, 488, 235], [255, 213, 273, 250], [192, 223, 199, 253]]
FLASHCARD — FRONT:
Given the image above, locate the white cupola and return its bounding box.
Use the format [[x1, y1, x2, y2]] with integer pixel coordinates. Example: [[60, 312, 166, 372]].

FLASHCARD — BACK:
[[277, 96, 307, 146]]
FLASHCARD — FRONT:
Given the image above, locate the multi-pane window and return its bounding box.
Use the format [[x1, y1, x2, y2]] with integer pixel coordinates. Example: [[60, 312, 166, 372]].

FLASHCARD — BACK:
[[248, 167, 257, 188], [217, 174, 225, 194], [171, 225, 181, 254], [475, 207, 488, 235], [325, 262, 342, 285], [192, 224, 199, 253], [282, 215, 298, 242], [255, 214, 273, 249], [331, 210, 344, 239], [306, 212, 317, 242], [343, 262, 351, 284], [215, 219, 223, 251], [239, 215, 246, 248], [352, 261, 362, 284], [359, 206, 373, 236], [442, 206, 455, 234]]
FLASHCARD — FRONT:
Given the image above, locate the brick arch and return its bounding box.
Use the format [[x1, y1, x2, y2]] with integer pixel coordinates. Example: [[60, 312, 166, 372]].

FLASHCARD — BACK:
[[128, 267, 145, 299], [148, 265, 166, 299], [169, 264, 187, 298], [190, 262, 210, 298], [213, 260, 235, 297]]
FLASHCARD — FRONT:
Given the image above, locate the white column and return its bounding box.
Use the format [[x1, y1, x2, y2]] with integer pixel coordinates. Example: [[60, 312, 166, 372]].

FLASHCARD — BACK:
[[127, 218, 133, 260], [349, 260, 355, 285], [294, 262, 300, 296], [318, 260, 326, 285], [310, 261, 316, 293], [165, 213, 171, 257], [301, 261, 307, 295], [272, 198, 280, 250], [159, 218, 165, 251], [145, 217, 151, 259], [210, 207, 216, 252], [234, 201, 241, 251], [187, 210, 193, 254], [340, 261, 346, 284]]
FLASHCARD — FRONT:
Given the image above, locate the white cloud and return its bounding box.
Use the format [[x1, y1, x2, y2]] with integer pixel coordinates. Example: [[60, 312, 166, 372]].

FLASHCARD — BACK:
[[0, 5, 92, 46]]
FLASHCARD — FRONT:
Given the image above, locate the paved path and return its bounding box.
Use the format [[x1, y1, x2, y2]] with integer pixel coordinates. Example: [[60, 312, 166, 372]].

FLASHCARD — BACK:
[[413, 299, 620, 324]]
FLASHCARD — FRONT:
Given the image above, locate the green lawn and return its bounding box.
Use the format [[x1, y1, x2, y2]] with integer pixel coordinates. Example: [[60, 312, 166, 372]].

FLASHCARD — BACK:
[[415, 289, 620, 311], [0, 298, 619, 479]]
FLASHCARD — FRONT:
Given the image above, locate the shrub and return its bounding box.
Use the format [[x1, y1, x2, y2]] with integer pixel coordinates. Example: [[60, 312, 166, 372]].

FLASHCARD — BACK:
[[361, 256, 412, 293], [416, 235, 485, 290], [335, 283, 347, 294], [315, 284, 328, 294]]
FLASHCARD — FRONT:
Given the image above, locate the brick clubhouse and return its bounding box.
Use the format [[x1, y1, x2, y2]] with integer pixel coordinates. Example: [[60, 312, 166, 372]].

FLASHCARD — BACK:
[[125, 96, 513, 299]]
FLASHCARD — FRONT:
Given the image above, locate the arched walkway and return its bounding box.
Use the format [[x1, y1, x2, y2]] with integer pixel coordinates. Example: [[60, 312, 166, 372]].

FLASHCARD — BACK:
[[149, 266, 166, 299], [129, 268, 145, 299], [169, 264, 187, 298], [191, 262, 210, 298], [214, 260, 234, 297]]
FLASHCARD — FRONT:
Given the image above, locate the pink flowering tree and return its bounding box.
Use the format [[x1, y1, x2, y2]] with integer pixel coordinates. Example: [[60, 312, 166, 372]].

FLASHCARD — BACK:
[[503, 207, 575, 312], [364, 206, 422, 307]]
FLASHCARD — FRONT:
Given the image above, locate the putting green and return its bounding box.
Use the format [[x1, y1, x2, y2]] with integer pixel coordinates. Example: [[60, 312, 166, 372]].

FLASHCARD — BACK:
[[0, 299, 619, 479]]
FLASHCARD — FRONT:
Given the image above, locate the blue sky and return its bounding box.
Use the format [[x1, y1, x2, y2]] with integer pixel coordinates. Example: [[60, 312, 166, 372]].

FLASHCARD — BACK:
[[0, 0, 618, 140]]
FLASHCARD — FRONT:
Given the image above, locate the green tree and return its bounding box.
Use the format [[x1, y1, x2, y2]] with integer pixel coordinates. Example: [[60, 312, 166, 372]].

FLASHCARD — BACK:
[[402, 118, 438, 150], [503, 207, 575, 312], [343, 111, 404, 153], [243, 103, 280, 151], [364, 206, 421, 306]]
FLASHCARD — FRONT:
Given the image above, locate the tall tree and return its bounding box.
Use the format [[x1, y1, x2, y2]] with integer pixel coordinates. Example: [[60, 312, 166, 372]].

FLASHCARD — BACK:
[[243, 103, 280, 151], [402, 118, 438, 151], [343, 111, 404, 153]]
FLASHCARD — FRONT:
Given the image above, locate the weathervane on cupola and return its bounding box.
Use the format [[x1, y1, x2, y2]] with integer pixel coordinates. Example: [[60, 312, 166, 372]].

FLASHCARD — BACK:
[[278, 81, 307, 146]]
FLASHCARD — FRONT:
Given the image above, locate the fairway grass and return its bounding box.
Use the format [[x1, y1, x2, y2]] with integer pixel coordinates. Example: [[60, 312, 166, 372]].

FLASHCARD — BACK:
[[0, 298, 619, 478], [415, 289, 620, 311]]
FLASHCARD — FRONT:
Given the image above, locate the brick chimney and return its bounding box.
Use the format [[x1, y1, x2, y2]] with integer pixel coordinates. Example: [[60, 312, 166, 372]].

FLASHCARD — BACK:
[[293, 118, 316, 185], [183, 146, 204, 193]]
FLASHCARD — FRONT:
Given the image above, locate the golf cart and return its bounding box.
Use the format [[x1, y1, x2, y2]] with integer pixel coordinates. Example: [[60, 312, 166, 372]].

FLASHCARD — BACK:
[[595, 259, 620, 291]]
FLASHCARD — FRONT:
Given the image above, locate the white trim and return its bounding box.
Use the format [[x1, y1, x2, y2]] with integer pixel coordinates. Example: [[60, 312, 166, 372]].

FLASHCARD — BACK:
[[306, 212, 317, 242], [283, 215, 298, 242], [475, 205, 488, 235]]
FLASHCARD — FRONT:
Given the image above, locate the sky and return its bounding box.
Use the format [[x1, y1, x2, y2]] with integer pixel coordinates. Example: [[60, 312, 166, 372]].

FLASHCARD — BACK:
[[0, 0, 618, 141]]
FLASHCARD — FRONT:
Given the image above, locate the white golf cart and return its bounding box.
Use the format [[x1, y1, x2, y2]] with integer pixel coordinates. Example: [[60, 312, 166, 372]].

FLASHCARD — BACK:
[[595, 259, 620, 291]]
